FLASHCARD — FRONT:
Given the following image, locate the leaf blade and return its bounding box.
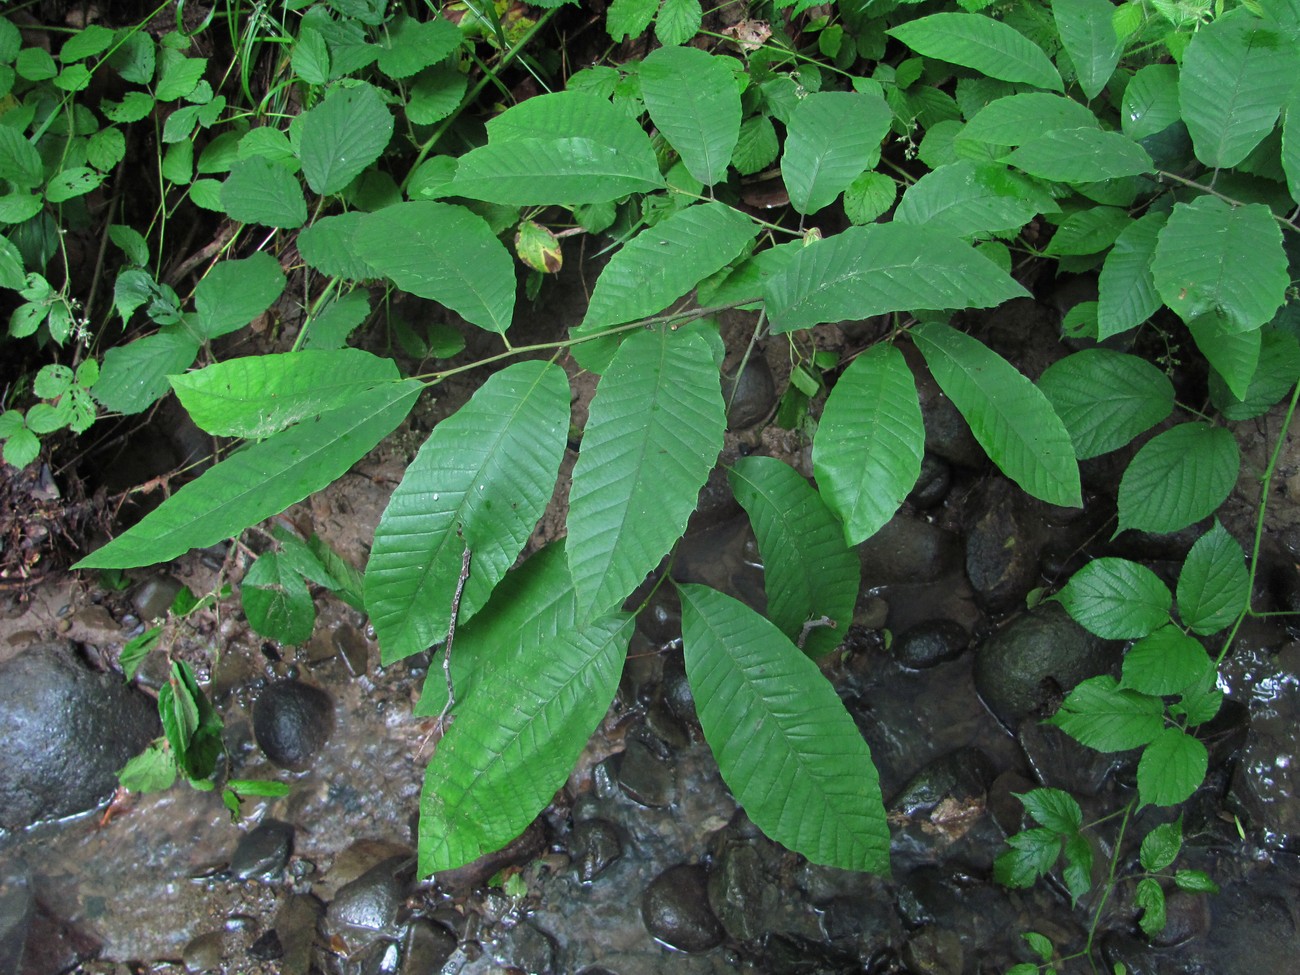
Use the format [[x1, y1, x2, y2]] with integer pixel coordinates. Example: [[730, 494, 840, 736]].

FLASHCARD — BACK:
[[640, 46, 740, 187]]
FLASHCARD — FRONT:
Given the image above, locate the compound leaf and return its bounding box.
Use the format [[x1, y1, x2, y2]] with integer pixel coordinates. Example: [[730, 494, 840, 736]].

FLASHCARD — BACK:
[[420, 545, 632, 874], [764, 224, 1029, 331], [1117, 423, 1240, 536], [366, 361, 569, 664], [729, 456, 861, 657], [1178, 521, 1249, 635], [640, 46, 740, 187], [781, 90, 891, 215], [75, 380, 421, 569], [680, 583, 889, 874], [351, 202, 515, 333], [567, 328, 725, 621], [888, 13, 1063, 92], [912, 322, 1081, 507], [1055, 557, 1172, 639], [813, 343, 923, 545], [1038, 349, 1173, 459]]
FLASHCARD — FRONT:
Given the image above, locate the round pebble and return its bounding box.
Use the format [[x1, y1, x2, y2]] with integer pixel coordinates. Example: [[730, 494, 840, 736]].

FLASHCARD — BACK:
[[253, 680, 334, 771]]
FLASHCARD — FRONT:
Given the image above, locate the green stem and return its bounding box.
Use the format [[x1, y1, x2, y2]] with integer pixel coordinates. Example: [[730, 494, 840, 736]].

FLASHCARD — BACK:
[[1155, 170, 1300, 234], [1084, 798, 1135, 972]]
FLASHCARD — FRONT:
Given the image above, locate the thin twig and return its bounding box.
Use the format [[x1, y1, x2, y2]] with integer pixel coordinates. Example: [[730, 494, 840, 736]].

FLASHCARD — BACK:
[[435, 541, 474, 735]]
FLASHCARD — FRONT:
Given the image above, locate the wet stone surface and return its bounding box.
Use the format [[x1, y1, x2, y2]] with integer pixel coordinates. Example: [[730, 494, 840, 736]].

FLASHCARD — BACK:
[[642, 864, 725, 953], [230, 819, 294, 882], [252, 679, 335, 771]]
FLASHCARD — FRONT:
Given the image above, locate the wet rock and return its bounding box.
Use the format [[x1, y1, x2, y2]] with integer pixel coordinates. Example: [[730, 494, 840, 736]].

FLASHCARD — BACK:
[[707, 838, 782, 943], [273, 894, 322, 975], [230, 818, 294, 881], [907, 346, 985, 469], [433, 818, 548, 892], [1178, 877, 1299, 971], [325, 856, 412, 942], [1152, 889, 1211, 948], [755, 934, 862, 974], [0, 642, 160, 830], [252, 679, 334, 771], [964, 478, 1043, 610], [403, 918, 457, 972], [182, 930, 228, 973], [893, 619, 968, 670], [906, 454, 952, 509], [0, 867, 100, 975], [487, 920, 557, 974], [248, 929, 283, 960], [722, 355, 777, 429], [132, 573, 184, 620], [889, 747, 995, 820], [974, 604, 1116, 728], [1230, 721, 1300, 848], [570, 819, 624, 882], [642, 864, 724, 953], [1019, 720, 1121, 797], [356, 938, 402, 974], [901, 927, 963, 975], [618, 739, 677, 808], [857, 511, 963, 587]]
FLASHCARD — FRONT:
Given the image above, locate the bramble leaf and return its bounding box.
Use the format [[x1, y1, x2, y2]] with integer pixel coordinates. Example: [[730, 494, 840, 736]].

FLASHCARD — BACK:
[[1121, 625, 1212, 697], [1038, 349, 1173, 459], [1178, 522, 1249, 635], [1048, 675, 1165, 751], [1116, 423, 1240, 536], [298, 82, 394, 195], [1055, 557, 1171, 639], [1138, 728, 1207, 807], [1140, 818, 1183, 871]]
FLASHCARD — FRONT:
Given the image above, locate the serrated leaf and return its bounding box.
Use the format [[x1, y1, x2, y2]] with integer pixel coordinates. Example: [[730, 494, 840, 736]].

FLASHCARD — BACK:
[[843, 171, 896, 225], [812, 344, 923, 545], [640, 46, 740, 187], [93, 332, 200, 415], [407, 62, 466, 126], [1117, 423, 1240, 536], [1138, 728, 1207, 807], [1019, 787, 1083, 834], [298, 82, 393, 195], [297, 212, 374, 282], [75, 380, 420, 569], [958, 93, 1098, 148], [351, 202, 515, 334], [1062, 833, 1093, 902], [220, 157, 307, 229], [155, 50, 206, 101], [2, 426, 38, 468], [172, 349, 399, 438], [1044, 206, 1131, 256], [732, 115, 779, 176], [242, 551, 316, 644], [607, 0, 657, 41], [1053, 0, 1123, 99], [419, 546, 632, 875], [375, 14, 460, 80], [680, 583, 889, 874], [1152, 196, 1288, 334], [1097, 211, 1166, 339], [1140, 817, 1183, 871], [0, 127, 45, 189], [193, 252, 285, 340], [118, 742, 177, 793], [1178, 521, 1249, 634], [567, 329, 724, 620], [1175, 869, 1219, 893], [1135, 877, 1167, 936], [781, 91, 891, 215], [45, 167, 104, 203], [1004, 128, 1152, 182], [912, 322, 1081, 507], [452, 92, 663, 205], [292, 27, 330, 85], [303, 290, 371, 350], [1048, 675, 1165, 751], [1285, 89, 1300, 205], [764, 224, 1029, 331], [888, 13, 1063, 92], [1211, 329, 1300, 420], [1122, 64, 1181, 141], [995, 828, 1061, 887], [1023, 932, 1055, 964], [895, 160, 1048, 239], [1180, 8, 1300, 168], [656, 0, 702, 46], [1121, 625, 1212, 697], [366, 362, 569, 663], [728, 456, 860, 657], [1038, 349, 1173, 459], [1055, 557, 1171, 638]]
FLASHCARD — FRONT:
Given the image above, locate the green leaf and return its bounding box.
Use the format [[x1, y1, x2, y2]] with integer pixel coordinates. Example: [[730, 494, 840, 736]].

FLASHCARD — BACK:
[[639, 46, 739, 187], [1285, 89, 1300, 205], [298, 82, 393, 195], [1055, 557, 1172, 639], [728, 457, 860, 657], [1048, 676, 1165, 751], [365, 362, 569, 663], [842, 171, 896, 225], [303, 290, 370, 351], [375, 14, 460, 80], [451, 92, 663, 205], [46, 167, 105, 203], [958, 93, 1098, 149], [87, 127, 127, 172], [680, 584, 889, 874], [59, 24, 115, 62], [242, 551, 316, 644], [1053, 0, 1122, 99], [292, 27, 330, 85], [1175, 869, 1219, 893], [567, 328, 725, 620], [75, 380, 420, 569], [193, 252, 285, 340], [812, 343, 923, 545], [119, 625, 161, 681], [1178, 521, 1249, 635], [1211, 329, 1300, 420], [912, 322, 1081, 507], [226, 779, 291, 799], [1023, 932, 1055, 964], [888, 13, 1063, 92], [1152, 196, 1288, 334], [93, 332, 200, 415], [895, 160, 1049, 239], [221, 157, 307, 229], [1004, 128, 1152, 182], [1116, 423, 1240, 536], [2, 426, 38, 468], [107, 33, 155, 85], [1122, 64, 1181, 141], [118, 742, 177, 793], [1140, 817, 1183, 871], [607, 0, 657, 41], [171, 349, 399, 438], [1097, 212, 1167, 339], [1135, 877, 1167, 936], [1019, 787, 1083, 834], [0, 127, 45, 189], [154, 50, 206, 101], [307, 534, 365, 611], [406, 62, 466, 126], [1062, 832, 1094, 902], [1138, 728, 1207, 807], [1172, 666, 1224, 727], [764, 224, 1029, 331], [351, 202, 515, 334], [656, 0, 702, 46], [1038, 349, 1173, 459], [1121, 625, 1212, 697], [297, 212, 374, 282], [1180, 8, 1300, 168], [995, 828, 1060, 887], [419, 546, 632, 874], [573, 201, 755, 370], [781, 91, 891, 215], [732, 115, 779, 176], [1044, 206, 1131, 257]]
